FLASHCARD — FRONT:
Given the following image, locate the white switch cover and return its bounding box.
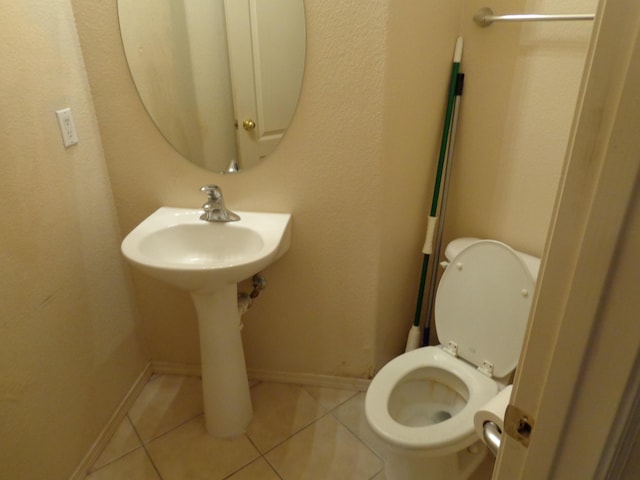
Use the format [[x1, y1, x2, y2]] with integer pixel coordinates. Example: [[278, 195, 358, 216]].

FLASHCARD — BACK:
[[55, 107, 79, 148]]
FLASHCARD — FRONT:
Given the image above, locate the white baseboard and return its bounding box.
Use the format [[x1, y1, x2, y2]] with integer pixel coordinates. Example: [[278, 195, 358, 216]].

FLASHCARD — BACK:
[[150, 361, 371, 391], [150, 361, 201, 377], [70, 363, 153, 480], [247, 368, 371, 391]]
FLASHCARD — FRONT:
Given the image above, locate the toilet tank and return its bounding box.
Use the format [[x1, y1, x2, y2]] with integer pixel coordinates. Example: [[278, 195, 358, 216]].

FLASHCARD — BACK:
[[444, 237, 540, 281]]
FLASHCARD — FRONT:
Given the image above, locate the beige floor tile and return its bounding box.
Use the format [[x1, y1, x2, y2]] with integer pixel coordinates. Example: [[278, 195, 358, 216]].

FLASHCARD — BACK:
[[246, 382, 327, 452], [86, 373, 496, 480], [302, 385, 359, 410], [266, 415, 383, 480], [146, 415, 259, 480], [332, 392, 388, 459], [226, 458, 281, 480], [91, 416, 142, 470], [128, 374, 204, 442], [85, 448, 160, 480], [370, 452, 493, 479], [371, 469, 387, 479], [469, 455, 495, 479]]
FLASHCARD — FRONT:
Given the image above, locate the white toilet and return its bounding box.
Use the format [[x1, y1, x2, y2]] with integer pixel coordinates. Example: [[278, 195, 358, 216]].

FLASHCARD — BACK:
[[365, 238, 540, 480]]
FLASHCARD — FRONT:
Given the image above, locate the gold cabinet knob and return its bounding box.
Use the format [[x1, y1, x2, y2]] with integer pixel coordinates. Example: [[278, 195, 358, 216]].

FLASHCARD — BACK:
[[242, 119, 256, 131]]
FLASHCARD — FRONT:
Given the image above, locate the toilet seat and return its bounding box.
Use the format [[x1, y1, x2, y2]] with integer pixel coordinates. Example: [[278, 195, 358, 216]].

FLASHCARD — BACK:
[[435, 240, 536, 377], [365, 238, 540, 478], [365, 346, 498, 456]]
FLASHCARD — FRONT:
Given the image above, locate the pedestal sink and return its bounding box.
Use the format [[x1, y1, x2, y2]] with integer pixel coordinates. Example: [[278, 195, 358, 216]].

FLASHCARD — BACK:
[[121, 207, 291, 437]]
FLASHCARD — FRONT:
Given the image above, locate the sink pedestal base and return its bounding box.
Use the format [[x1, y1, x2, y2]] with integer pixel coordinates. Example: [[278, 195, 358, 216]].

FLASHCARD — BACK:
[[191, 284, 252, 438]]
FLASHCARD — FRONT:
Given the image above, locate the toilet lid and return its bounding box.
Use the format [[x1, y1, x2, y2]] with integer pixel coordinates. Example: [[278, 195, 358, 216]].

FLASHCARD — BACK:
[[435, 240, 535, 378]]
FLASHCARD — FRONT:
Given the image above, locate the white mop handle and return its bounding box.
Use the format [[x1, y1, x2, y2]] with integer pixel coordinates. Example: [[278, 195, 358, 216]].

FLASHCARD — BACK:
[[453, 37, 464, 63], [422, 216, 438, 254]]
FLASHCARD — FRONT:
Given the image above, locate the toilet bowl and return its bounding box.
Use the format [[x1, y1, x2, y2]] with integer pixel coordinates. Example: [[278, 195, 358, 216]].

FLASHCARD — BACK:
[[365, 238, 540, 480]]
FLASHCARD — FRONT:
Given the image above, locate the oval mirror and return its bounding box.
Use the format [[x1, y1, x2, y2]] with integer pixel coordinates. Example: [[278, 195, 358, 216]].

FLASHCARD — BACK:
[[117, 0, 306, 173]]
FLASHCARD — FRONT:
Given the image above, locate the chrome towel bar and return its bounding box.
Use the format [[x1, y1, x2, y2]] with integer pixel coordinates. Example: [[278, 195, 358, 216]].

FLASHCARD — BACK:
[[474, 7, 595, 27]]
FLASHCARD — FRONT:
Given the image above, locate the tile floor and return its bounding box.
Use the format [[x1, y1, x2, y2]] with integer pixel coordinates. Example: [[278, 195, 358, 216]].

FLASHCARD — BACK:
[[84, 374, 494, 480]]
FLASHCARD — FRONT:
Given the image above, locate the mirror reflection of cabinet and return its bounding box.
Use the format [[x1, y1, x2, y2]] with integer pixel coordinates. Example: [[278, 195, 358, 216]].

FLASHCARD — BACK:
[[118, 0, 306, 173]]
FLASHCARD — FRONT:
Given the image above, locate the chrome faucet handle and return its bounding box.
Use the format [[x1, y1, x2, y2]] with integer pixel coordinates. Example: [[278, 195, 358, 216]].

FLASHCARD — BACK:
[[200, 184, 222, 200], [198, 184, 240, 222]]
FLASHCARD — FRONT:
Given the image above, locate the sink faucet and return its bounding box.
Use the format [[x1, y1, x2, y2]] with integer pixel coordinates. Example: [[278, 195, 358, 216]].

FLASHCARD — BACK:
[[199, 185, 240, 222]]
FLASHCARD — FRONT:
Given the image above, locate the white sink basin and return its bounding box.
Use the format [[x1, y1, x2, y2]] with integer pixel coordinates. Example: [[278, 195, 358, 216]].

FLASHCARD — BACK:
[[121, 206, 292, 438], [121, 207, 292, 293]]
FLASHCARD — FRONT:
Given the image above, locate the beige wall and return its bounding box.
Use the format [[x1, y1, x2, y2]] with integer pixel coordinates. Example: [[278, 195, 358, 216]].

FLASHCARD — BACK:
[[375, 1, 463, 368], [446, 0, 597, 257], [72, 0, 457, 378], [71, 0, 595, 379], [0, 0, 600, 477], [0, 1, 147, 479]]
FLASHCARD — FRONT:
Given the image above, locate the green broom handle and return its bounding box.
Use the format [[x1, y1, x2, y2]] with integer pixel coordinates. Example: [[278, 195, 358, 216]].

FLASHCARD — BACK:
[[411, 39, 463, 330]]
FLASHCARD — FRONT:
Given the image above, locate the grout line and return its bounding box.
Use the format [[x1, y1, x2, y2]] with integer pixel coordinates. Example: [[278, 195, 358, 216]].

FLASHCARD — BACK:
[[253, 415, 325, 457], [254, 393, 386, 479], [327, 393, 386, 462], [368, 466, 385, 480], [218, 432, 273, 480], [256, 418, 321, 459], [84, 447, 151, 479], [251, 397, 333, 456], [244, 432, 262, 454], [221, 456, 284, 480], [139, 411, 205, 445], [299, 384, 361, 412], [127, 414, 165, 480], [261, 454, 285, 480], [88, 374, 386, 479], [329, 409, 386, 463], [243, 382, 331, 456], [85, 417, 144, 474], [248, 383, 367, 459]]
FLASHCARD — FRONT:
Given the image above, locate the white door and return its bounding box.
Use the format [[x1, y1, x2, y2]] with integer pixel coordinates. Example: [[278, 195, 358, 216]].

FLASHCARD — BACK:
[[224, 0, 305, 168], [494, 0, 640, 477]]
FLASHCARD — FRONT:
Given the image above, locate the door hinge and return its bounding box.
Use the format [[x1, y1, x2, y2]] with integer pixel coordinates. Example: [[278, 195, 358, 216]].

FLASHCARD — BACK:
[[504, 404, 535, 448]]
